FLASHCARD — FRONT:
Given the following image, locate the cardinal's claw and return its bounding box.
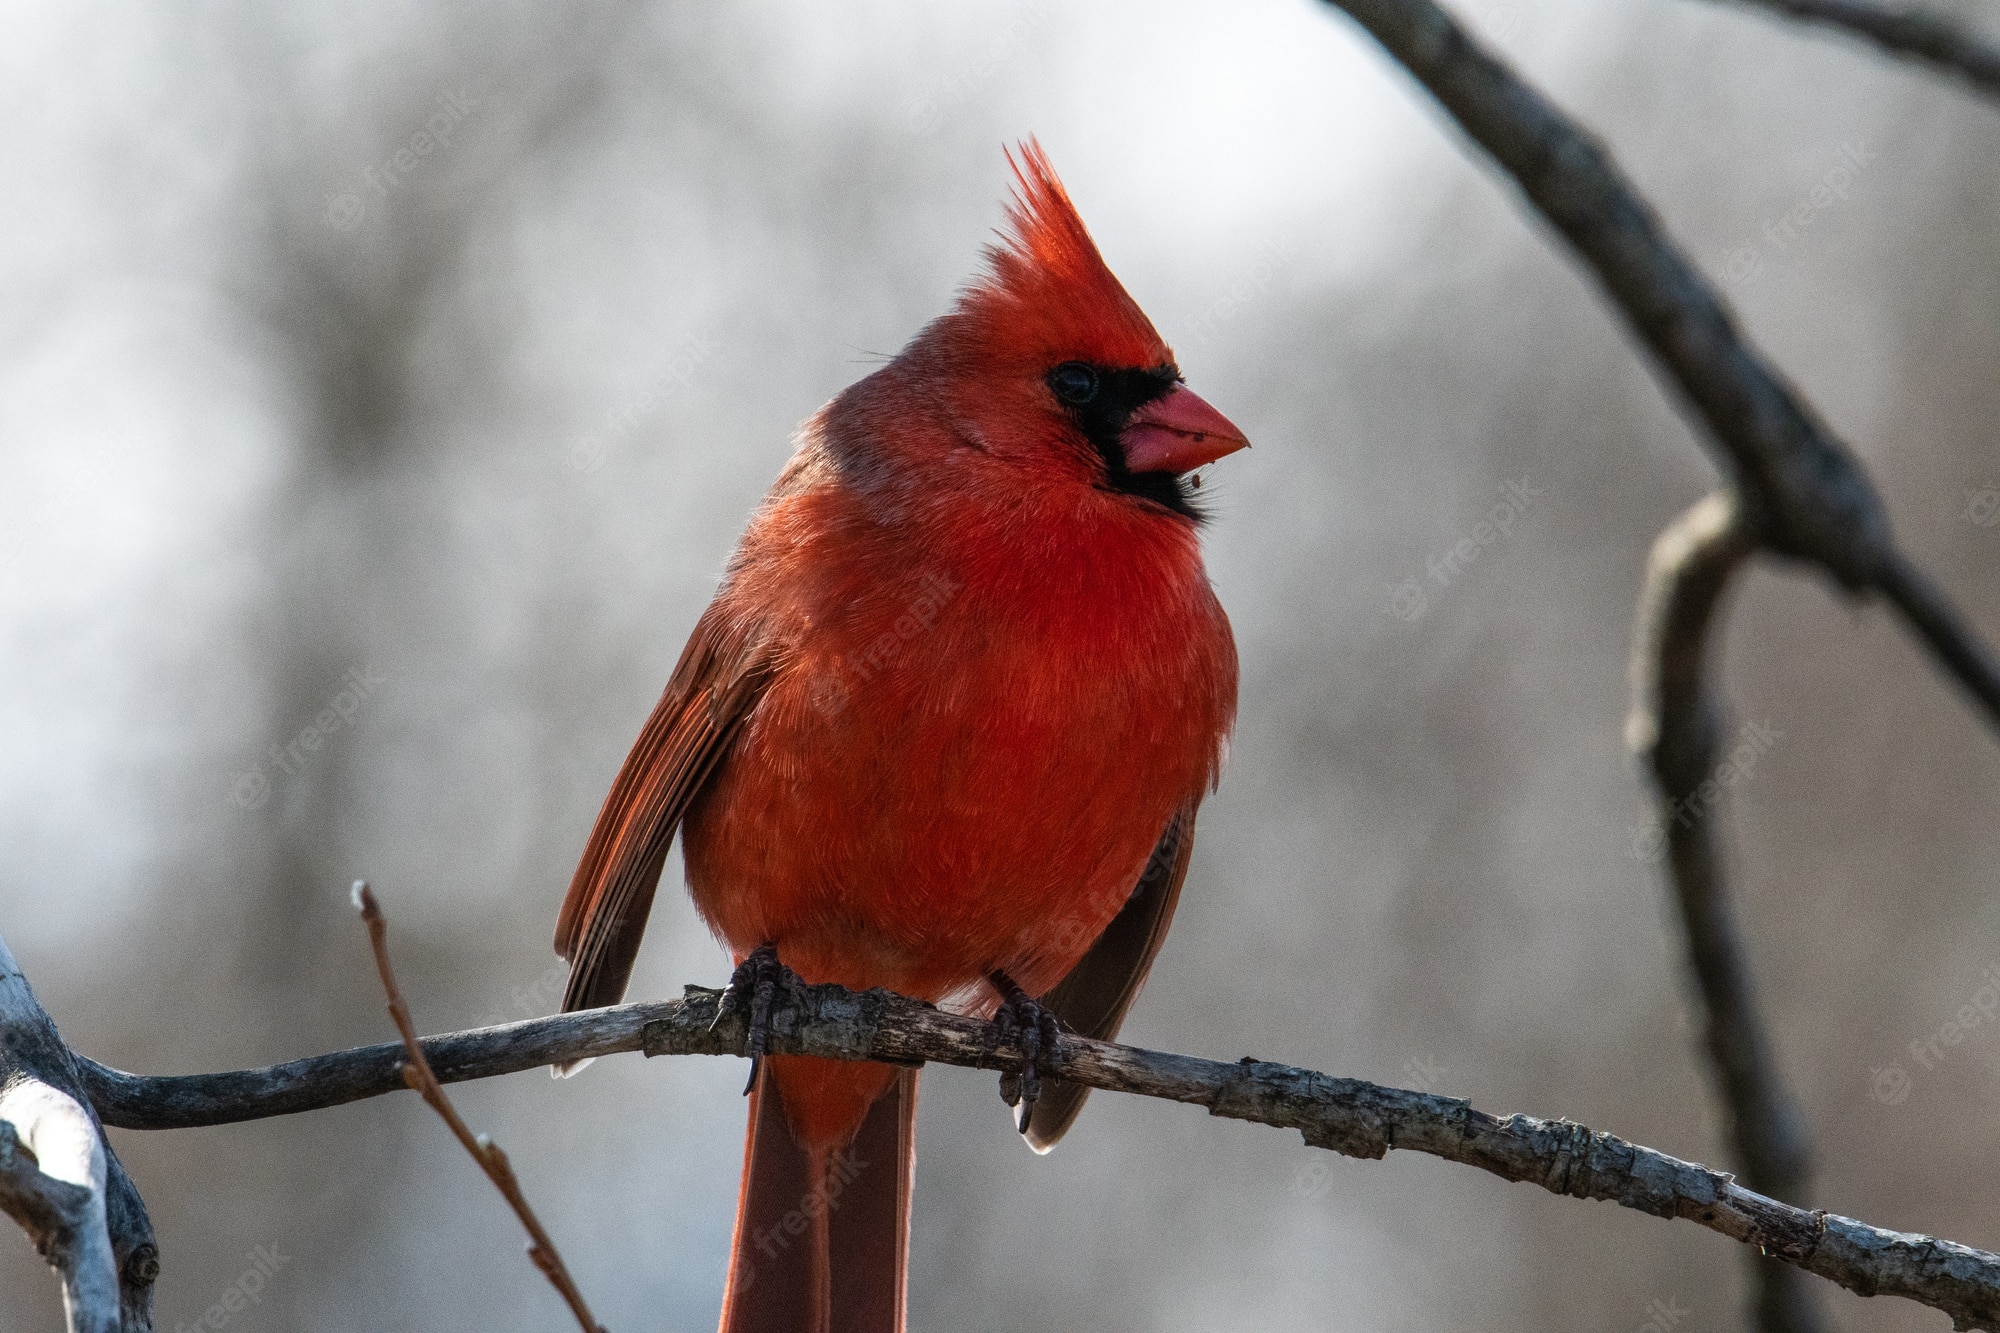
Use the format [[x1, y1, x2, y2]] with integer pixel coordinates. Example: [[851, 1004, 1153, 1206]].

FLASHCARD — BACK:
[[989, 971, 1062, 1136], [719, 944, 795, 1094]]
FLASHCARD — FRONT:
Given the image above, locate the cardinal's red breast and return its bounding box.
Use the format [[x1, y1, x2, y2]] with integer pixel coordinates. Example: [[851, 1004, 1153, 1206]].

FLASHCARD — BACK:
[[683, 375, 1235, 1143]]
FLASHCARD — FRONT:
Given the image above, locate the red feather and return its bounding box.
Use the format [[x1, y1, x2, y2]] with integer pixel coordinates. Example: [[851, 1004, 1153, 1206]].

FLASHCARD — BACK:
[[556, 140, 1243, 1333]]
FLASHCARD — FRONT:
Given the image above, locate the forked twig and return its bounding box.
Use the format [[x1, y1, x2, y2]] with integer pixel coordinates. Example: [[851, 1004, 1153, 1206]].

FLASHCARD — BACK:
[[352, 882, 607, 1333], [1319, 0, 2000, 729], [1628, 493, 1818, 1332]]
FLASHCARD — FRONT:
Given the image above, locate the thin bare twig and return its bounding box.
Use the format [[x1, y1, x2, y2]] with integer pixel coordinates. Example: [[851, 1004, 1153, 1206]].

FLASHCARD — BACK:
[[1628, 492, 1819, 1333], [1710, 0, 2000, 99], [1316, 0, 2000, 729], [70, 978, 2000, 1330], [351, 882, 606, 1333]]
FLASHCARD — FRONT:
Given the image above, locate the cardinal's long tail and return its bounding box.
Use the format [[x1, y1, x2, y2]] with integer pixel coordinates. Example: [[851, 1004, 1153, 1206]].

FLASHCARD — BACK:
[[720, 1061, 918, 1333]]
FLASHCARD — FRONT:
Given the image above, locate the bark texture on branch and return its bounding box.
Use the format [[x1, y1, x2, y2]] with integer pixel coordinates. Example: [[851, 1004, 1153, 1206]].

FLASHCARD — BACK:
[[0, 934, 158, 1333], [0, 1108, 112, 1333], [1715, 0, 2000, 98], [1316, 0, 2000, 727], [1628, 492, 1819, 1333], [73, 979, 2000, 1331]]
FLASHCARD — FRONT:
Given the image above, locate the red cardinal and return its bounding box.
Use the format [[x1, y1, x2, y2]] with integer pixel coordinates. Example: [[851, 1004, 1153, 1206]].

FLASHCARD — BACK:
[[554, 141, 1244, 1333]]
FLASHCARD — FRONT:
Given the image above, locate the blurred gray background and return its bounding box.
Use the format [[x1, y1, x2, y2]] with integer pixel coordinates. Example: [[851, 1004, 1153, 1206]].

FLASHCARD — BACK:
[[3, 1, 1998, 1329]]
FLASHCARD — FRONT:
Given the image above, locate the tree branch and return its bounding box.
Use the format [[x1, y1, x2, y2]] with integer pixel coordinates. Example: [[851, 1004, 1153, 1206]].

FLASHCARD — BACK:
[[0, 1096, 116, 1333], [0, 934, 158, 1332], [1316, 0, 2000, 728], [352, 884, 607, 1333], [68, 978, 2000, 1331], [1628, 492, 1820, 1332], [1709, 0, 2000, 99]]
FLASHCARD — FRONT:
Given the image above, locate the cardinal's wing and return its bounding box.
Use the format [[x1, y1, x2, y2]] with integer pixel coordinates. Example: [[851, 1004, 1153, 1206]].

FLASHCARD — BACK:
[[1026, 801, 1198, 1151], [554, 607, 774, 1033]]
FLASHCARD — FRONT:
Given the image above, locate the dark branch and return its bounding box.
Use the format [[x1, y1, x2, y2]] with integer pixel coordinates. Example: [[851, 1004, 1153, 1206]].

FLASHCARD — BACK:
[[1712, 0, 2000, 99], [1316, 0, 2000, 728], [0, 936, 158, 1332], [1875, 552, 2000, 721], [1628, 493, 1820, 1332], [0, 1120, 108, 1333], [71, 978, 2000, 1331], [78, 1001, 664, 1131]]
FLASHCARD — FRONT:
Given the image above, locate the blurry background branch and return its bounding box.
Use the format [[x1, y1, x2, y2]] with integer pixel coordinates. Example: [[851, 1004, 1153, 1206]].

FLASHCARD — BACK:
[[1317, 3, 2000, 1328], [1712, 0, 2000, 98], [51, 975, 2000, 1331], [0, 933, 157, 1332], [1320, 0, 2000, 727], [1627, 493, 1819, 1333]]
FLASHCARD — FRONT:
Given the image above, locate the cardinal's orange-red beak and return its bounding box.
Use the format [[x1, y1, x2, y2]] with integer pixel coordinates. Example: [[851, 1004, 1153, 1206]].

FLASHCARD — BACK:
[[1119, 385, 1250, 475]]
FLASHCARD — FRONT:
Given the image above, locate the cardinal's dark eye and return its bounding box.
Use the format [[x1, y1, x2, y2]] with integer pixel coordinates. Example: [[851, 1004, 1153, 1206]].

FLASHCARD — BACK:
[[1048, 362, 1099, 405]]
